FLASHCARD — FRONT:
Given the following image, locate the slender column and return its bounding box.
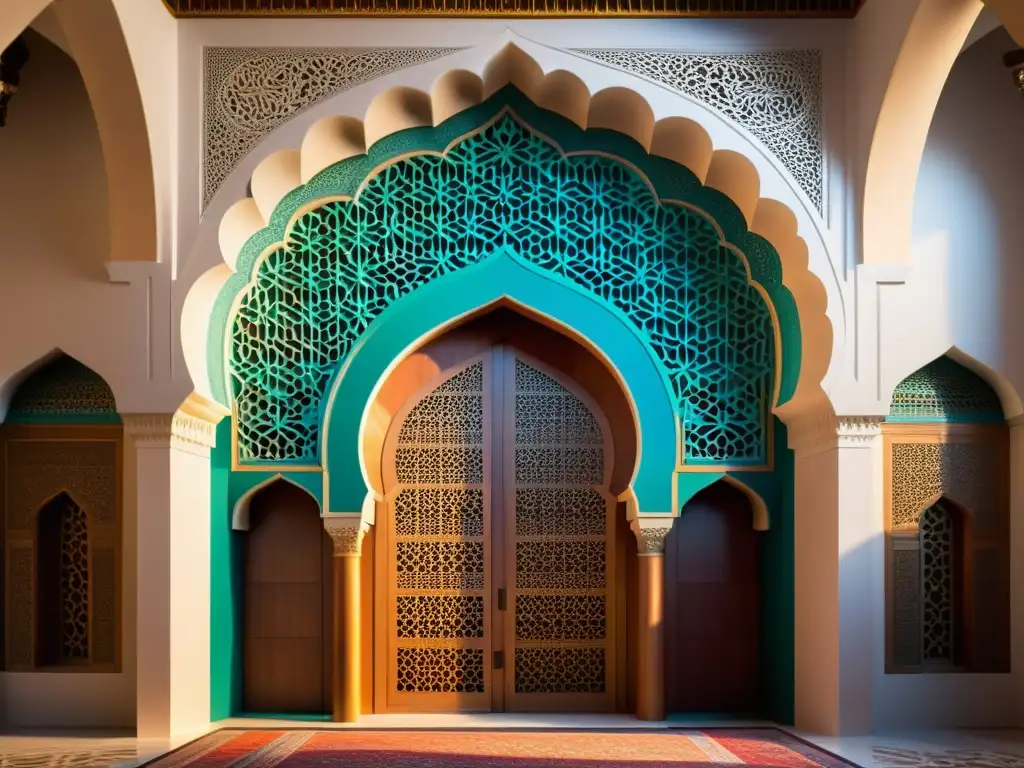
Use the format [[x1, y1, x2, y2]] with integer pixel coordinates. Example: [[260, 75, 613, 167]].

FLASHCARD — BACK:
[[324, 515, 367, 723], [631, 517, 674, 722], [123, 403, 222, 739]]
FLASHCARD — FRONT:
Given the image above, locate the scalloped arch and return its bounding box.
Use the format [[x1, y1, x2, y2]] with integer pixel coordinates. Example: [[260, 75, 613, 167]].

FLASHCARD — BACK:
[[211, 87, 797, 470], [188, 43, 836, 473]]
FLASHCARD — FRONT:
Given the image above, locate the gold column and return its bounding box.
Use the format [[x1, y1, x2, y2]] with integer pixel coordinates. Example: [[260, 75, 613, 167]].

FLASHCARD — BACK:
[[632, 518, 674, 722], [324, 515, 367, 723]]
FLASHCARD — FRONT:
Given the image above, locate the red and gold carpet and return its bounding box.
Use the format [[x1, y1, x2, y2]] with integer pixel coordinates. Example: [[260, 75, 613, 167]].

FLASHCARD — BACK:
[[146, 728, 858, 767]]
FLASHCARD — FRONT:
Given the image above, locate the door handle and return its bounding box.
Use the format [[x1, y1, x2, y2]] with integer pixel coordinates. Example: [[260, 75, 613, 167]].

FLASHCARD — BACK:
[[497, 588, 507, 611]]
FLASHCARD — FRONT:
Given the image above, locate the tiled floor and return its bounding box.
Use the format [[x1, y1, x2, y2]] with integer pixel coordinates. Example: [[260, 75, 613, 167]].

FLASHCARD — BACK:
[[0, 718, 1023, 768]]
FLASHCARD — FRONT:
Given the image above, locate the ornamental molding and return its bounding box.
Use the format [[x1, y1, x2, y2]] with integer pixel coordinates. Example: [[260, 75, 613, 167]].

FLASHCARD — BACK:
[[631, 517, 675, 555], [787, 410, 883, 456], [203, 47, 465, 209], [837, 416, 883, 447], [571, 48, 823, 212], [323, 514, 368, 556], [122, 412, 218, 451]]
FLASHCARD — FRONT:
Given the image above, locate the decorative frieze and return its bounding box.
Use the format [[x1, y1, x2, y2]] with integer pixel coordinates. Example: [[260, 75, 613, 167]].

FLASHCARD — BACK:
[[203, 47, 823, 215], [122, 413, 218, 451], [786, 410, 884, 456], [836, 416, 883, 447]]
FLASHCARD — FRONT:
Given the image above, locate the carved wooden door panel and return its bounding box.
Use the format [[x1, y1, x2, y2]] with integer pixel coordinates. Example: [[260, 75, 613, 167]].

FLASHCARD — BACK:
[[379, 348, 614, 713], [381, 359, 494, 713], [501, 352, 616, 712]]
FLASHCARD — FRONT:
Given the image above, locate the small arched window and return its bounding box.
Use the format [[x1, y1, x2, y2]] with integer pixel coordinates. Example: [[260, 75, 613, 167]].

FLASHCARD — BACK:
[[918, 501, 965, 667], [36, 493, 90, 666]]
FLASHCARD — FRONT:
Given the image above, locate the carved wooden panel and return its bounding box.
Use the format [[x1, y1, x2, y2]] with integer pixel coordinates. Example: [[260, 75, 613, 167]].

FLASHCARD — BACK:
[[889, 440, 1001, 533], [506, 357, 615, 709], [384, 360, 491, 708], [890, 538, 921, 668], [5, 440, 117, 531], [6, 544, 33, 669], [58, 496, 90, 662], [91, 545, 117, 665], [919, 504, 954, 664], [2, 428, 122, 672], [883, 425, 1009, 674]]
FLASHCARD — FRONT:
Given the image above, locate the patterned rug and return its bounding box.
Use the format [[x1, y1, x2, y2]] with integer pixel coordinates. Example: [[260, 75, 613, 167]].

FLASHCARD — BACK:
[[145, 728, 858, 767]]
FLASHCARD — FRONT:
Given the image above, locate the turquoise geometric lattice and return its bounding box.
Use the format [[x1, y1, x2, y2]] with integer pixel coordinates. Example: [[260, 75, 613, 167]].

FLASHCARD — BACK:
[[215, 87, 801, 467], [6, 354, 119, 424], [889, 355, 1004, 424]]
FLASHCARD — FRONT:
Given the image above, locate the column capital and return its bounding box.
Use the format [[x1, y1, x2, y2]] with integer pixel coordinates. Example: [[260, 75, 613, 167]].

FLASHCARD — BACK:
[[630, 516, 675, 556], [123, 412, 217, 452], [836, 416, 883, 448], [324, 514, 369, 556], [123, 393, 229, 454], [787, 408, 884, 456]]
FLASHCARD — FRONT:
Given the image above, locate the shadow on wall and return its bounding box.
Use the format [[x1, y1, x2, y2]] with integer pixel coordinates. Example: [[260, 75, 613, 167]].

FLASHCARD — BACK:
[[0, 30, 110, 283], [911, 26, 1024, 395]]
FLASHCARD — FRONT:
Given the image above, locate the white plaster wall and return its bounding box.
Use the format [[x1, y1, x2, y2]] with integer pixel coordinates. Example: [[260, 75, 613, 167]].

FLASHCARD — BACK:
[[0, 30, 186, 417], [901, 26, 1024, 406], [865, 24, 1024, 730], [0, 31, 138, 729]]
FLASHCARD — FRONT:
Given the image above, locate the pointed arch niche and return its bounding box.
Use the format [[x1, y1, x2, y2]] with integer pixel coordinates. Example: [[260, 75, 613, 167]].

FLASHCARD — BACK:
[[0, 352, 123, 673], [883, 353, 1010, 674]]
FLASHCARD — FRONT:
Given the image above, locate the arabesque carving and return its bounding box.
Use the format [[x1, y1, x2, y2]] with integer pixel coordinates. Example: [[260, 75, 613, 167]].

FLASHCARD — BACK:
[[572, 48, 823, 211], [890, 441, 1001, 531], [229, 109, 777, 468], [203, 47, 464, 207], [5, 441, 117, 531]]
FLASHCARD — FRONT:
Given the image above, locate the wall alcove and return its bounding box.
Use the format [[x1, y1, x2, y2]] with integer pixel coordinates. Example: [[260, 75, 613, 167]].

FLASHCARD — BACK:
[[0, 353, 122, 674]]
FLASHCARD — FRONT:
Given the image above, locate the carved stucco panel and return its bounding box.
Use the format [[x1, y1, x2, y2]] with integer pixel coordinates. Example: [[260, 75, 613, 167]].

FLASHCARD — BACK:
[[572, 48, 823, 211], [203, 47, 465, 208]]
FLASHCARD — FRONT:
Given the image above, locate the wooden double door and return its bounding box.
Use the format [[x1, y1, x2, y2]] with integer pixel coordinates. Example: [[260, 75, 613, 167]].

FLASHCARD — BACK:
[[377, 346, 617, 713]]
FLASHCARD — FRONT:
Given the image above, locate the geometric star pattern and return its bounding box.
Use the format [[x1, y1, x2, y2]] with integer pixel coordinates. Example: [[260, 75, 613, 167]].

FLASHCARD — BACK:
[[230, 112, 774, 466]]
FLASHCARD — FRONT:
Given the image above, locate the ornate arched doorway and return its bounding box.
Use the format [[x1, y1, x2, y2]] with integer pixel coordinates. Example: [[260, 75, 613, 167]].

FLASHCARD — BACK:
[[371, 312, 628, 713]]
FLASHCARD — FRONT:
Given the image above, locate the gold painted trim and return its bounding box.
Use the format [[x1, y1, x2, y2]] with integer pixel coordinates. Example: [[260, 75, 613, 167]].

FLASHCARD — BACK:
[[881, 422, 1008, 440], [227, 104, 783, 474], [161, 0, 863, 18]]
